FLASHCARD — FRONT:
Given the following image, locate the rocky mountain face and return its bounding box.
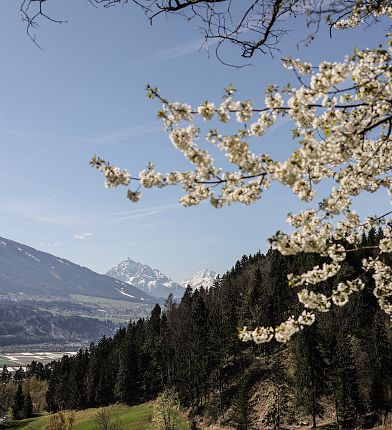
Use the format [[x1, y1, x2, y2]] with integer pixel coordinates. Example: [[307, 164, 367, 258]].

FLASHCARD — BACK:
[[106, 258, 185, 299], [181, 269, 218, 290], [0, 237, 153, 303]]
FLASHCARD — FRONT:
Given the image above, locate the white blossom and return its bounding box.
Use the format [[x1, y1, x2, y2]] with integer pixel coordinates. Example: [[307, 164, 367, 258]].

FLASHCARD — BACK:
[[92, 15, 392, 343]]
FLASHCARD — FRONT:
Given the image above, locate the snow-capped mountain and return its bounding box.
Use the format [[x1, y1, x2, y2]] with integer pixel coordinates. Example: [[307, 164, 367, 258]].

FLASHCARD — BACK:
[[0, 237, 153, 303], [106, 258, 185, 299], [181, 269, 218, 290]]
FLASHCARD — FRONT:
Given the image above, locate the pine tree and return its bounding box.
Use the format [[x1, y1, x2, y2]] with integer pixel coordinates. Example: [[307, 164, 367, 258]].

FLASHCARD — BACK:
[[14, 367, 25, 383], [12, 384, 25, 420], [188, 290, 209, 406], [144, 304, 164, 397], [46, 371, 58, 412], [332, 332, 363, 429], [114, 350, 129, 403], [23, 390, 33, 418], [265, 358, 292, 430], [230, 380, 257, 430], [291, 324, 325, 428], [1, 365, 10, 384], [369, 312, 392, 417], [239, 268, 265, 327], [67, 349, 89, 409]]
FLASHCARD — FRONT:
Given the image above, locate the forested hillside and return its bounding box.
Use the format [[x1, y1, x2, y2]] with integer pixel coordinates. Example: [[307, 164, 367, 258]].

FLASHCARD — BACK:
[[44, 231, 392, 429], [0, 304, 116, 347]]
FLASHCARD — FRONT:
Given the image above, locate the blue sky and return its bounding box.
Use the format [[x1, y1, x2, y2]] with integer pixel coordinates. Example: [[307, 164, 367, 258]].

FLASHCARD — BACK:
[[0, 1, 389, 281]]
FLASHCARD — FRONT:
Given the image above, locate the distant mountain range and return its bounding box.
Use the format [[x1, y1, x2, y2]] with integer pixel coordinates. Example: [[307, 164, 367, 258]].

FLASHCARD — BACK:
[[0, 237, 153, 303], [0, 236, 218, 304], [106, 258, 218, 298], [181, 269, 218, 290]]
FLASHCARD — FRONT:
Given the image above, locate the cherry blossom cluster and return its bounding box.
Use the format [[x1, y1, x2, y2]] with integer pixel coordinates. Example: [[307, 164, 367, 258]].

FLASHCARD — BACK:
[[363, 258, 392, 315], [333, 1, 392, 29], [91, 20, 392, 343], [90, 155, 131, 189]]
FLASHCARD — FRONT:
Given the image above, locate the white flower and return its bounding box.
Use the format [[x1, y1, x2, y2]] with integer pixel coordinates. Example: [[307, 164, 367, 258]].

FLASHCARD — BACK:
[[252, 327, 274, 344], [93, 34, 392, 343], [298, 310, 316, 327], [234, 100, 253, 123], [197, 101, 215, 120]]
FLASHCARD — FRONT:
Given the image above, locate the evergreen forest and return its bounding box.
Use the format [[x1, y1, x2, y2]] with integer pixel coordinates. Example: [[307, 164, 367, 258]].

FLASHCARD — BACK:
[[17, 231, 392, 429]]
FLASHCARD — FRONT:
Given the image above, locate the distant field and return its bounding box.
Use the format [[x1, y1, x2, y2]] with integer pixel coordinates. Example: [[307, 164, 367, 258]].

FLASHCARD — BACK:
[[71, 294, 152, 309], [6, 403, 154, 430], [0, 356, 20, 366], [71, 294, 154, 322], [0, 351, 76, 367]]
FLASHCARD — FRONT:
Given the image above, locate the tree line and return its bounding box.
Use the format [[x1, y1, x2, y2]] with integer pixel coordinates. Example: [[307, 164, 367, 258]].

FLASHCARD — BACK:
[[42, 230, 392, 429]]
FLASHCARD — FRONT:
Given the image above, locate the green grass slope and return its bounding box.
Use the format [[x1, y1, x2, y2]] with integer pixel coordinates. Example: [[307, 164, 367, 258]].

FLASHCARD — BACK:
[[3, 403, 153, 430]]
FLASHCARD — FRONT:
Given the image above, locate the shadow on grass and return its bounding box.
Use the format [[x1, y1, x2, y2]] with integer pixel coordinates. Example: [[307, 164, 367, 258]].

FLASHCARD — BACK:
[[0, 421, 24, 429], [0, 414, 43, 429]]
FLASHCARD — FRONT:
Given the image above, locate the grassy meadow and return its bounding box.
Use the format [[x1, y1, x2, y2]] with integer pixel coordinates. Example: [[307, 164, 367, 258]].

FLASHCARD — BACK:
[[3, 403, 153, 430]]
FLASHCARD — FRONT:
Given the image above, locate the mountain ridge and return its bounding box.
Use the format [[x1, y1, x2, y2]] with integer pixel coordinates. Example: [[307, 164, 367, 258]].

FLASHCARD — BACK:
[[181, 268, 218, 290], [0, 236, 153, 303], [107, 258, 219, 297], [106, 257, 185, 299]]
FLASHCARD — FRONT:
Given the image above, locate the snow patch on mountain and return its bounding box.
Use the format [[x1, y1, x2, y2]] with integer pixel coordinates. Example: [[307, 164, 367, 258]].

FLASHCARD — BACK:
[[25, 251, 40, 262], [117, 288, 136, 299]]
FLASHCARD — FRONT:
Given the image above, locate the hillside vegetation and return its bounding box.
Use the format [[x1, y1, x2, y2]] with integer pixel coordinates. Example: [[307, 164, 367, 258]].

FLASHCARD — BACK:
[[42, 232, 392, 429]]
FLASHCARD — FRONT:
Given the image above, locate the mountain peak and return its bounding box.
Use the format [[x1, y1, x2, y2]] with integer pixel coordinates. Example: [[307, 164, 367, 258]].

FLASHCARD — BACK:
[[181, 269, 218, 290], [106, 258, 185, 299]]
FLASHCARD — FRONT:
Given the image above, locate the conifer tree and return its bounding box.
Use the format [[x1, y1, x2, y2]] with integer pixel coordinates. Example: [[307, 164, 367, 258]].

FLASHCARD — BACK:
[[265, 359, 291, 430], [291, 324, 325, 428], [14, 367, 25, 383], [67, 349, 89, 409], [332, 332, 363, 429], [114, 350, 129, 403], [145, 304, 164, 397], [46, 371, 58, 412], [23, 390, 33, 418], [369, 312, 392, 416], [188, 290, 209, 406], [12, 384, 25, 420], [240, 268, 265, 327], [230, 379, 257, 430], [1, 365, 10, 385]]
